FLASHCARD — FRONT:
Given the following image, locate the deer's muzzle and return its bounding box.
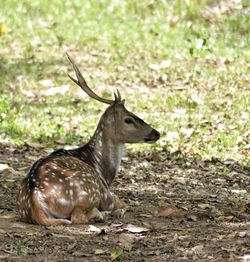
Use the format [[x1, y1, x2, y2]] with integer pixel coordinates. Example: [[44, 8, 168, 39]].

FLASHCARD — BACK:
[[144, 129, 160, 143]]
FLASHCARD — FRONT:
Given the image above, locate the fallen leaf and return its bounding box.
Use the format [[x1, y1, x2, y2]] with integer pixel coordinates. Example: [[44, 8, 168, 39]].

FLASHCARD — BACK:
[[73, 251, 92, 257], [51, 233, 75, 240], [124, 224, 149, 233], [0, 163, 16, 176], [238, 231, 247, 238], [111, 223, 123, 228], [154, 207, 185, 218], [137, 213, 152, 218], [0, 164, 10, 172], [227, 197, 240, 203], [198, 203, 213, 209], [191, 244, 204, 254], [187, 214, 198, 221], [239, 254, 250, 261], [87, 225, 101, 233], [226, 232, 237, 239], [216, 215, 234, 222], [118, 233, 136, 251], [95, 248, 107, 255], [111, 247, 123, 261]]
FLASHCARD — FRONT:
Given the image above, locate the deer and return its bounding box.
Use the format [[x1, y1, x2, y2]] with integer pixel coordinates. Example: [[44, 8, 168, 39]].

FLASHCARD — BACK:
[[17, 53, 160, 226]]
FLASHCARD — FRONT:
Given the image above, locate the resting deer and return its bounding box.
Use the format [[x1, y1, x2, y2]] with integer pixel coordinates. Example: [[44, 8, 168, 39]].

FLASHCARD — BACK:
[[17, 53, 160, 226]]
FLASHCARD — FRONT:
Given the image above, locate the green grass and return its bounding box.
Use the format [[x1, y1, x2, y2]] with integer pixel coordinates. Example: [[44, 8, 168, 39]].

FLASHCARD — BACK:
[[0, 0, 249, 165]]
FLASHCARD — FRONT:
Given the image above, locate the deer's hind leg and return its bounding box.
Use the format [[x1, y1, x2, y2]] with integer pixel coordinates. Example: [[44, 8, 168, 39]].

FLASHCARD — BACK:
[[30, 189, 72, 226]]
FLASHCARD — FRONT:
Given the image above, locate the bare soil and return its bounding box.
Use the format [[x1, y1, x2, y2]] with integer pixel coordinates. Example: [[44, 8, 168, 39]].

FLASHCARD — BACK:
[[0, 144, 249, 261]]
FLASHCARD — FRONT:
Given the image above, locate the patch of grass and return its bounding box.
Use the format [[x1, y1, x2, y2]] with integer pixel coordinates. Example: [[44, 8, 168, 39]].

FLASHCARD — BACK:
[[0, 0, 249, 165], [15, 240, 28, 256]]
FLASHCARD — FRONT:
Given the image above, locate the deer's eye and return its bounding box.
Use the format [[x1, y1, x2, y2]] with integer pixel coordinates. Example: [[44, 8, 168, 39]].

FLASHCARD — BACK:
[[124, 118, 133, 124]]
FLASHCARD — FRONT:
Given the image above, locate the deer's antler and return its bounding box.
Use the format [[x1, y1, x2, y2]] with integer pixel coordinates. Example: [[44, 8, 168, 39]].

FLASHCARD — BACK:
[[67, 52, 118, 105]]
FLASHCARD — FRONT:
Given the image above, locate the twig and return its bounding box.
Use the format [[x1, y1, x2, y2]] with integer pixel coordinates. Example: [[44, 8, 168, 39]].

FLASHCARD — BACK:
[[0, 249, 15, 254]]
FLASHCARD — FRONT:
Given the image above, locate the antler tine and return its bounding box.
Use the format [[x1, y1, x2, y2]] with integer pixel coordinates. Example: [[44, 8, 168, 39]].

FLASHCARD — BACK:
[[66, 52, 113, 105], [114, 89, 122, 102], [116, 89, 121, 101]]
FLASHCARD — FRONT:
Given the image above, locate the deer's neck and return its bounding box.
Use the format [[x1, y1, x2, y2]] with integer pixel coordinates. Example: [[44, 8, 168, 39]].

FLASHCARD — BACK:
[[72, 129, 124, 186]]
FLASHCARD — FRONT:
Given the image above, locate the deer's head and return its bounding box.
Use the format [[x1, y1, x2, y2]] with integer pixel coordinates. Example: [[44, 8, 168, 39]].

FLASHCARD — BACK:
[[67, 53, 160, 145]]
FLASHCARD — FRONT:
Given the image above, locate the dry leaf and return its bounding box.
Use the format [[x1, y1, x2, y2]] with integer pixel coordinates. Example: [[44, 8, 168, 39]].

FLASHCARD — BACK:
[[124, 224, 149, 233], [217, 215, 234, 222], [0, 163, 9, 172], [111, 247, 123, 261], [191, 244, 204, 254], [188, 214, 198, 221], [111, 223, 123, 228], [51, 233, 75, 240], [238, 231, 247, 238], [226, 232, 237, 239], [87, 225, 101, 233], [0, 164, 16, 176], [198, 203, 213, 209], [95, 249, 106, 255], [154, 207, 184, 218], [239, 254, 250, 261], [118, 233, 136, 251]]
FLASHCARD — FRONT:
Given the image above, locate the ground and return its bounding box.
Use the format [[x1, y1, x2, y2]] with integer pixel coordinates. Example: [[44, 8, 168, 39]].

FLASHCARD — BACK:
[[0, 1, 249, 261], [0, 144, 249, 261]]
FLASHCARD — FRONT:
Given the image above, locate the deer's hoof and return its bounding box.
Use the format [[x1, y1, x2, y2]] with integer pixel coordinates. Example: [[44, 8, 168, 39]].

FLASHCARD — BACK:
[[111, 208, 126, 219]]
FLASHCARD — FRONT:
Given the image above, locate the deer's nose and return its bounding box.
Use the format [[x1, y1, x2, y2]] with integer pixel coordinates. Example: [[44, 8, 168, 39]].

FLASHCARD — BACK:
[[150, 129, 160, 140], [145, 129, 160, 143]]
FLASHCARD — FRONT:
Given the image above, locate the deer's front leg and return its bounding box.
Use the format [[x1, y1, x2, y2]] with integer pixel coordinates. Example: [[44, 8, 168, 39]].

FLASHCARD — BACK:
[[110, 194, 127, 218], [71, 207, 103, 224], [100, 192, 127, 220], [113, 194, 127, 209]]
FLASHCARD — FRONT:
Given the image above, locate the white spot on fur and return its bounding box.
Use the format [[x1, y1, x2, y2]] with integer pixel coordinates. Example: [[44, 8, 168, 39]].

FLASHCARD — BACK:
[[57, 198, 71, 206], [79, 191, 88, 197], [109, 203, 114, 210]]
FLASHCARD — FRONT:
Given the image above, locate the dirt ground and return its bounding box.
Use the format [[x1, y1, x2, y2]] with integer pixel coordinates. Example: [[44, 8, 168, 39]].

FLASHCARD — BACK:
[[0, 144, 249, 262]]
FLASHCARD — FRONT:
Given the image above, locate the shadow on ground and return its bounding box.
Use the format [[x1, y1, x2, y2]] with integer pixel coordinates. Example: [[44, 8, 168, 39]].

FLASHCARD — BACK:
[[0, 144, 249, 261]]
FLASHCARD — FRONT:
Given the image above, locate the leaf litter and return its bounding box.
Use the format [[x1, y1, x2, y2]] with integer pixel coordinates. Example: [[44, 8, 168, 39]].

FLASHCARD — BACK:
[[0, 144, 249, 261]]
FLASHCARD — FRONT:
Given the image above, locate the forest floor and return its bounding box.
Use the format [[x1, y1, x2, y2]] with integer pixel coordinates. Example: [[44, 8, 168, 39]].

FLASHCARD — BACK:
[[0, 144, 249, 262], [0, 1, 249, 261]]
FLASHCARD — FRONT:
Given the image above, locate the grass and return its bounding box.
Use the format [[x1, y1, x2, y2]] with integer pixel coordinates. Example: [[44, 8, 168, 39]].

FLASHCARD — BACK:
[[0, 0, 249, 165]]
